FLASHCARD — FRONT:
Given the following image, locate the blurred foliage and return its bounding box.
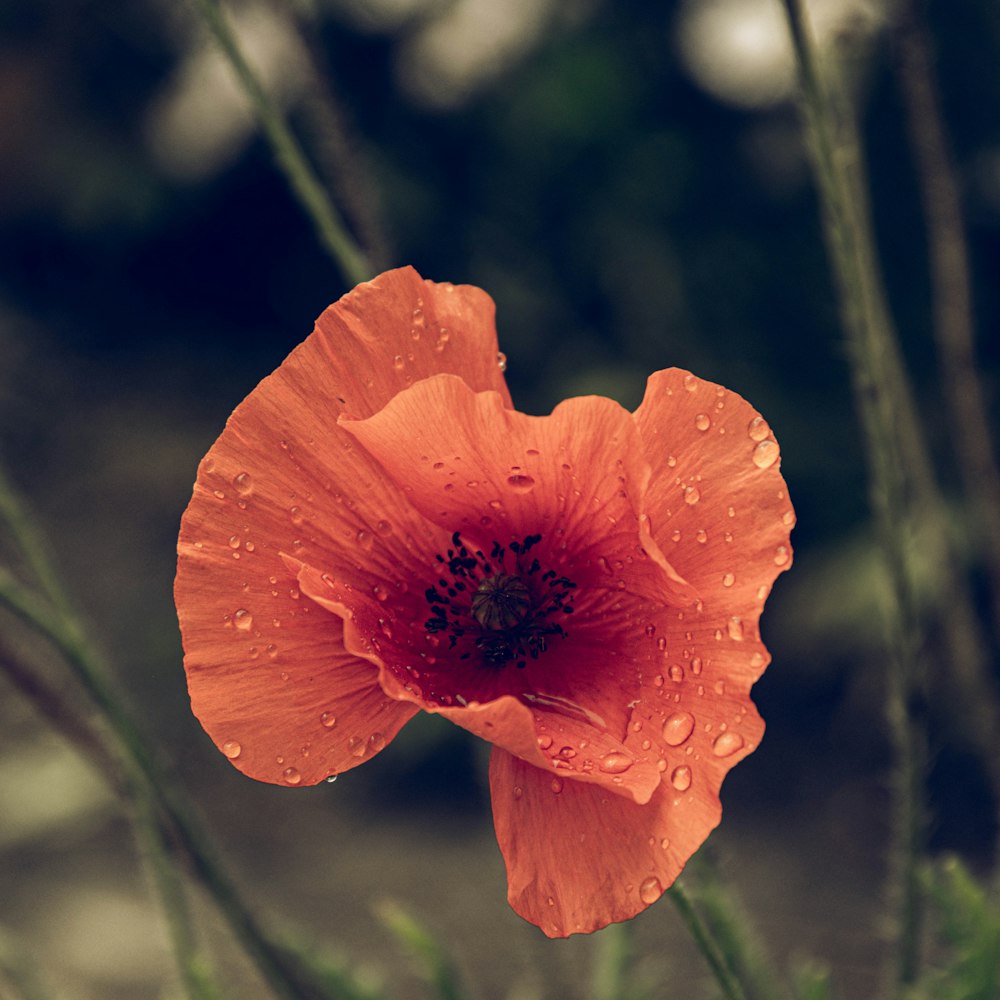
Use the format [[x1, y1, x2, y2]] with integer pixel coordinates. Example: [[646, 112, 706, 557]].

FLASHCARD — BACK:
[[1, 0, 999, 997]]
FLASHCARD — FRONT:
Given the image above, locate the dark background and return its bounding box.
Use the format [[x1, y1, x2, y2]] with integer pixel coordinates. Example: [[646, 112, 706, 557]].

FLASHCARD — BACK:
[[1, 0, 998, 996]]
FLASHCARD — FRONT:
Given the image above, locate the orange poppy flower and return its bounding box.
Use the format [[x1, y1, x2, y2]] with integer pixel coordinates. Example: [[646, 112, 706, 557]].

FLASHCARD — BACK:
[[175, 266, 794, 937]]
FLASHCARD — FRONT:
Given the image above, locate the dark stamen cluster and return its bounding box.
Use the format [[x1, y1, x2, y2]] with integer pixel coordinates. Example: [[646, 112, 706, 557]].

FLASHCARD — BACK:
[[424, 531, 576, 669]]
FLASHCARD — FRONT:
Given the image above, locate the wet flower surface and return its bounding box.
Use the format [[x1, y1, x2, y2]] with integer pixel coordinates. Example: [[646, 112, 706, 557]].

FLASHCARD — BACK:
[[175, 267, 794, 936]]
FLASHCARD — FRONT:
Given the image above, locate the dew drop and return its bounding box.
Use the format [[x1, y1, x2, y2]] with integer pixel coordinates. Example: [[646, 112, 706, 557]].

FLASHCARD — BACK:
[[372, 584, 388, 602], [282, 766, 302, 785], [694, 413, 710, 432], [537, 734, 554, 751], [348, 736, 365, 757], [227, 535, 240, 549], [222, 740, 242, 759], [722, 572, 735, 587], [662, 711, 695, 746], [558, 746, 577, 759], [684, 486, 701, 506], [513, 785, 523, 799], [774, 545, 790, 566], [668, 664, 685, 683], [782, 510, 796, 527], [752, 439, 779, 469], [326, 774, 338, 783], [670, 766, 692, 791], [653, 674, 664, 687], [639, 876, 663, 904], [691, 656, 703, 675], [233, 472, 253, 495], [712, 732, 745, 757], [656, 636, 667, 652], [748, 416, 770, 441], [727, 617, 745, 641], [696, 529, 707, 543], [683, 373, 697, 392], [289, 506, 304, 525], [320, 712, 337, 729], [550, 777, 564, 794], [598, 752, 633, 774], [369, 732, 386, 752], [233, 609, 253, 631], [392, 355, 404, 370], [507, 474, 535, 493], [497, 351, 508, 372]]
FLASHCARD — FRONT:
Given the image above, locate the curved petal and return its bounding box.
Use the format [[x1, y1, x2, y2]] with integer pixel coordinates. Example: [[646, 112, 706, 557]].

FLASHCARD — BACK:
[[634, 368, 793, 619], [176, 268, 505, 780], [490, 721, 759, 936], [291, 557, 664, 804], [326, 373, 703, 800]]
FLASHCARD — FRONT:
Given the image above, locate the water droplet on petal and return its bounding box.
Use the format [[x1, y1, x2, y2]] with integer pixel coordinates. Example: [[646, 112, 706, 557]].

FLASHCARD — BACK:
[[233, 472, 253, 495], [283, 766, 302, 785], [497, 351, 508, 371], [683, 373, 697, 392], [289, 506, 304, 525], [550, 777, 564, 794], [372, 584, 388, 602], [662, 712, 695, 746], [639, 876, 663, 904], [670, 766, 692, 791], [234, 609, 253, 631], [695, 413, 710, 431], [369, 732, 386, 752], [712, 732, 745, 757], [727, 617, 745, 641], [507, 474, 535, 493], [668, 664, 685, 682], [782, 510, 796, 526], [722, 572, 735, 587], [222, 740, 242, 759], [752, 439, 779, 469], [349, 736, 365, 757], [598, 752, 633, 774], [748, 416, 770, 441], [320, 712, 337, 729], [537, 734, 553, 750], [774, 545, 790, 566], [684, 487, 700, 505], [393, 355, 404, 370]]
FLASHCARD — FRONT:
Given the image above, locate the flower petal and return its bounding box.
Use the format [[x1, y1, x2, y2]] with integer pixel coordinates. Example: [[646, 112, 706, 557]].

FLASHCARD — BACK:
[[634, 368, 793, 623], [290, 556, 665, 805], [490, 709, 758, 937], [176, 268, 505, 781], [329, 373, 702, 800]]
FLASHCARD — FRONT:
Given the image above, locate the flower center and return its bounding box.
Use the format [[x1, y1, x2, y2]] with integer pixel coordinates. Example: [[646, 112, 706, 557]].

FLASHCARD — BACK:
[[424, 532, 576, 669]]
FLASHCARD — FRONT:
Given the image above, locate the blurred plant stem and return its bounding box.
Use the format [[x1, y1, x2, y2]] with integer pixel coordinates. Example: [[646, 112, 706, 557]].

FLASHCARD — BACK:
[[276, 0, 393, 271], [891, 0, 1000, 649], [667, 881, 746, 1000], [377, 901, 466, 1000], [0, 466, 375, 1000], [191, 0, 373, 286], [590, 922, 633, 1000], [779, 0, 929, 990]]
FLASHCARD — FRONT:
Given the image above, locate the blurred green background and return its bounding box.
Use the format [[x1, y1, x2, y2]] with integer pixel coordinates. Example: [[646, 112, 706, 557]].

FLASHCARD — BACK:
[[1, 0, 999, 996]]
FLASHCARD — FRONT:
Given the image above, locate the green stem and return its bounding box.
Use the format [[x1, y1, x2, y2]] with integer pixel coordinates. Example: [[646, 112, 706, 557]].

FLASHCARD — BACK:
[[591, 922, 633, 1000], [779, 0, 927, 988], [892, 0, 1000, 647], [667, 882, 745, 1000], [133, 774, 222, 1000], [191, 0, 373, 286], [0, 567, 342, 1000]]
